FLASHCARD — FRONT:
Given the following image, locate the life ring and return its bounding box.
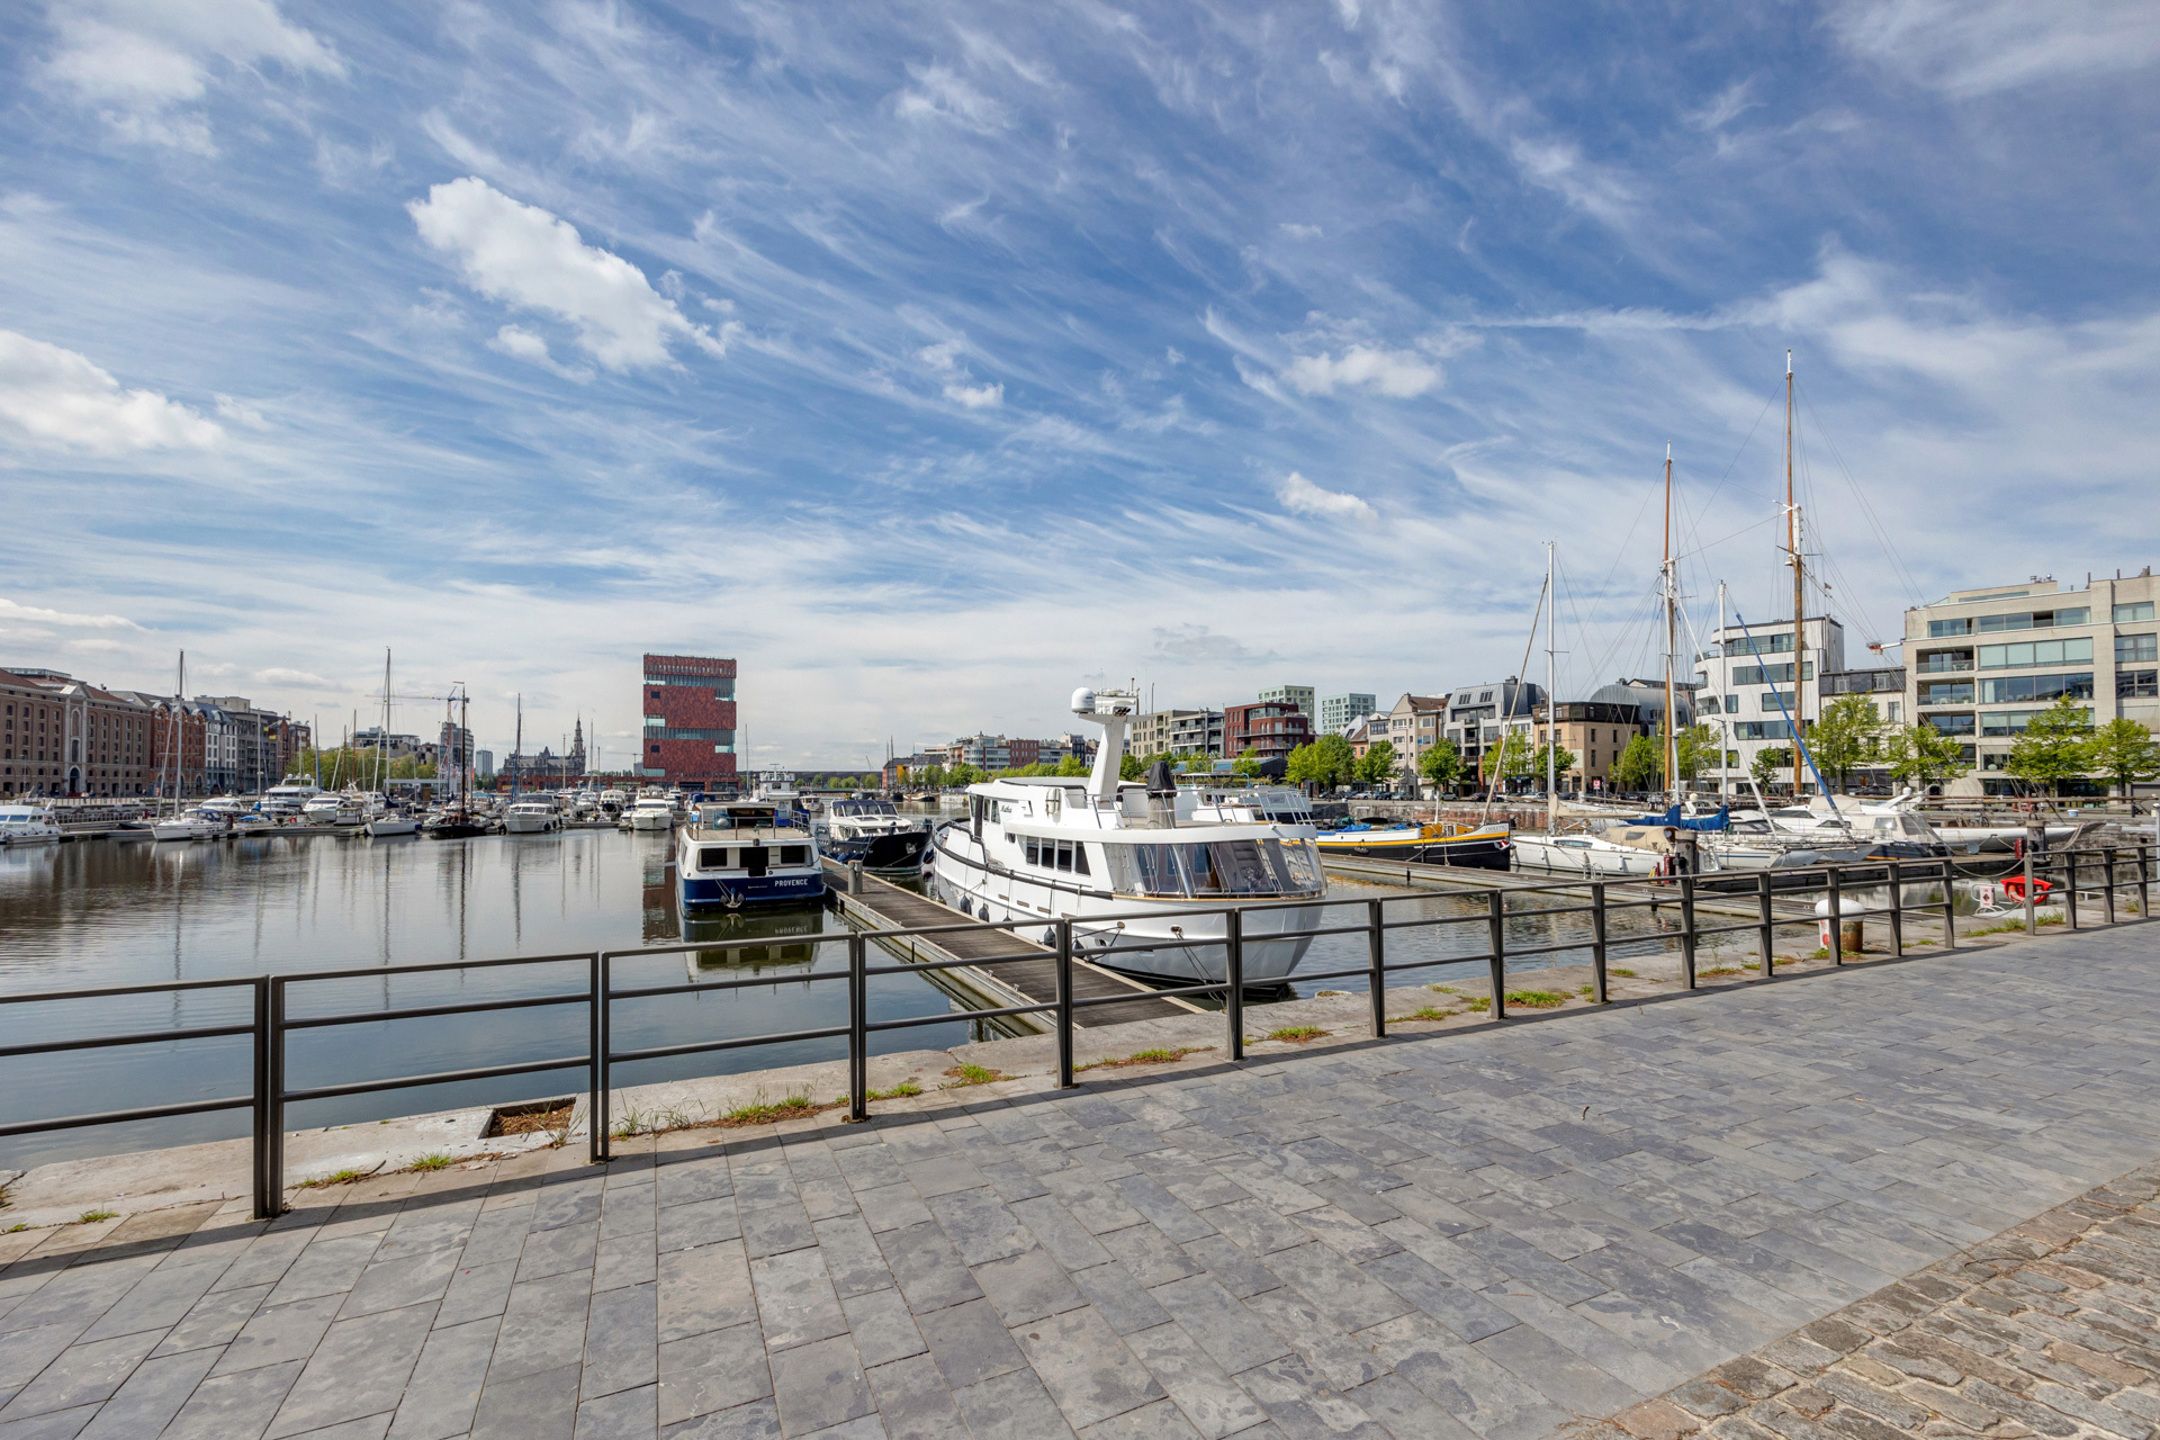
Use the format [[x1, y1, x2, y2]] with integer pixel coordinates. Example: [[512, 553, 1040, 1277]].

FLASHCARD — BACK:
[[2002, 874, 2052, 904]]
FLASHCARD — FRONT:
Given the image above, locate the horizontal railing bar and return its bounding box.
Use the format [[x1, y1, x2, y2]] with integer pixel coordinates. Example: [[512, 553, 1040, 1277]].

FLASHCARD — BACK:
[[282, 1053, 588, 1103], [612, 970, 848, 1002], [1378, 913, 1489, 933], [1498, 939, 1593, 962], [1071, 979, 1229, 1005], [283, 992, 590, 1030], [1691, 919, 1775, 940], [863, 952, 1047, 980], [868, 1001, 1054, 1032], [1292, 963, 1396, 984], [1501, 903, 1591, 921], [0, 975, 257, 1006], [0, 1093, 254, 1139], [600, 937, 850, 962], [285, 950, 599, 984], [0, 1022, 255, 1060], [607, 1025, 849, 1066]]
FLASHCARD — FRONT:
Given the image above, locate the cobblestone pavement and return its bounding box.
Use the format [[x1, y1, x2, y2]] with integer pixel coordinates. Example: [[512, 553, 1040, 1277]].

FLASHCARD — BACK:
[[1, 930, 2158, 1438], [1586, 1161, 2160, 1440]]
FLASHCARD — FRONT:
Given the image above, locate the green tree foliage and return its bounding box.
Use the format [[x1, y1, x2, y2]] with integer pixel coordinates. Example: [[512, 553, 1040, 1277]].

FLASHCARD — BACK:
[[1284, 734, 1356, 791], [1879, 724, 1969, 787], [2087, 718, 2160, 797], [1355, 740, 1398, 788], [1119, 751, 1146, 781], [1231, 748, 1263, 778], [1417, 739, 1463, 792], [1674, 722, 1720, 781], [1484, 731, 1534, 782], [1807, 695, 1886, 792], [2005, 696, 2094, 795], [1614, 734, 1663, 793], [1054, 754, 1089, 777], [301, 747, 438, 786], [1535, 743, 1577, 785], [1749, 745, 1793, 790]]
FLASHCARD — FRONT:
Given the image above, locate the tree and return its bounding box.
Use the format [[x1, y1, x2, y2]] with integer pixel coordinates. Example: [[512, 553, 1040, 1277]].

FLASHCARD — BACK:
[[2004, 696, 2094, 795], [1614, 734, 1662, 793], [1289, 734, 1355, 790], [1355, 740, 1397, 788], [1417, 739, 1463, 794], [1230, 747, 1262, 778], [1749, 745, 1792, 790], [1674, 722, 1720, 782], [2084, 718, 2160, 798], [1535, 743, 1577, 787], [1880, 724, 1969, 788], [1486, 731, 1535, 784], [1807, 695, 1886, 792], [1054, 754, 1089, 777]]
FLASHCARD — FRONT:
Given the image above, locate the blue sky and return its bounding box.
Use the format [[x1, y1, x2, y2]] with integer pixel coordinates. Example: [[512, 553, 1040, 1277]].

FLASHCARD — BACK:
[[3, 1, 2157, 768]]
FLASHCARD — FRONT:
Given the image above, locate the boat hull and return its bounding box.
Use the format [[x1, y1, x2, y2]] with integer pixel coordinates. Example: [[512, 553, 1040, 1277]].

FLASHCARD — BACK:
[[1317, 829, 1511, 870], [1510, 835, 1666, 877], [627, 811, 674, 832], [503, 815, 560, 834], [364, 818, 421, 837], [823, 829, 929, 873], [678, 872, 826, 910]]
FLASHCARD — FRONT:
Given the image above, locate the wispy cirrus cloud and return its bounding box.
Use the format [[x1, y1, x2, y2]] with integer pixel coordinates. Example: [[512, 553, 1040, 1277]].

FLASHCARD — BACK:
[[1276, 472, 1376, 521]]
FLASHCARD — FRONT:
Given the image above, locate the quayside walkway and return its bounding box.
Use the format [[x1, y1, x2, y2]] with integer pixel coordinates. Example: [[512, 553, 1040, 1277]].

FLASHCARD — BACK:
[[3, 929, 2158, 1438]]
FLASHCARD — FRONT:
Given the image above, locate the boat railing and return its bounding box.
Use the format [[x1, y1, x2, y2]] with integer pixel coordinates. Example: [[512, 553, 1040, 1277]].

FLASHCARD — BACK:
[[2, 841, 2151, 1220]]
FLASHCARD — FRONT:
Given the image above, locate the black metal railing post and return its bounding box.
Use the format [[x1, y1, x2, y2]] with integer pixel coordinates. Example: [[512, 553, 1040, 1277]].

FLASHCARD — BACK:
[[589, 952, 610, 1163], [1826, 867, 1844, 966], [1224, 909, 1245, 1061], [251, 976, 279, 1219], [1055, 920, 1075, 1088], [1485, 891, 1506, 1019], [2143, 840, 2153, 920], [1590, 883, 1609, 1003], [2066, 851, 2080, 930], [1940, 858, 1956, 948], [1757, 871, 1775, 976], [2103, 848, 2117, 926], [847, 932, 869, 1122], [1366, 899, 1387, 1037], [256, 976, 286, 1217], [1887, 861, 1905, 957], [1678, 873, 1699, 988], [2023, 847, 2037, 936]]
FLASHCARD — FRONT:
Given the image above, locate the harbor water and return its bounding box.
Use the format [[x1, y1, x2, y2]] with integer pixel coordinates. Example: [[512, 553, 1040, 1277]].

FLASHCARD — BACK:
[[0, 829, 1715, 1169]]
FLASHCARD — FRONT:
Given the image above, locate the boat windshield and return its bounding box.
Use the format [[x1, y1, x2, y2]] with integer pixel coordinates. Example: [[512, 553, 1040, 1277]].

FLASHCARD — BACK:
[[1103, 837, 1323, 898]]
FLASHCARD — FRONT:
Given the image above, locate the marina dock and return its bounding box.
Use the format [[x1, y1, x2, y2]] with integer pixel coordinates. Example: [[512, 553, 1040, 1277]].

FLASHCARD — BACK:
[[824, 858, 1197, 1028]]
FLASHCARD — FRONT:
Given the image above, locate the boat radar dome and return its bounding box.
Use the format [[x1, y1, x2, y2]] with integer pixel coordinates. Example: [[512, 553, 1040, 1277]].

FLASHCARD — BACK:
[[1070, 687, 1097, 716]]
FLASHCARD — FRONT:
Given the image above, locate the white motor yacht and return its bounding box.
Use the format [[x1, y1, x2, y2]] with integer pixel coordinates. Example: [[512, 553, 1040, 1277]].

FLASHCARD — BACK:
[[626, 792, 676, 831], [364, 812, 421, 837], [260, 782, 320, 821], [822, 798, 929, 871], [0, 805, 62, 846], [504, 798, 563, 834], [929, 688, 1327, 986], [153, 808, 220, 842], [300, 795, 345, 826], [676, 800, 825, 909]]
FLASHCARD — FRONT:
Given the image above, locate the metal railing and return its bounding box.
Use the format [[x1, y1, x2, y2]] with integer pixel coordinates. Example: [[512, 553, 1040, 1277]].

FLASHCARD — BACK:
[[0, 842, 2150, 1220]]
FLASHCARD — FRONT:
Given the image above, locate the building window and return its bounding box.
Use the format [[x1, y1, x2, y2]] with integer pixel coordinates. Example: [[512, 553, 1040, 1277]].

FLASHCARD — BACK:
[[1982, 707, 2092, 736], [2113, 601, 2156, 624], [1977, 637, 2093, 669], [2119, 669, 2159, 700], [1924, 714, 1977, 737], [1918, 681, 1975, 706], [2116, 633, 2158, 665], [1979, 672, 2094, 704]]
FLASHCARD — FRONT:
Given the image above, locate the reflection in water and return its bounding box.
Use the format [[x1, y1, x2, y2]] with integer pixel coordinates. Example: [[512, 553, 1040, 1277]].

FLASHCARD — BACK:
[[678, 907, 825, 973]]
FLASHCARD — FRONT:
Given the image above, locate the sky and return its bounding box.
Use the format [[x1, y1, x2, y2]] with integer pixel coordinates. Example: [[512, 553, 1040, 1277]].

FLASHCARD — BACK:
[[3, 0, 2158, 770]]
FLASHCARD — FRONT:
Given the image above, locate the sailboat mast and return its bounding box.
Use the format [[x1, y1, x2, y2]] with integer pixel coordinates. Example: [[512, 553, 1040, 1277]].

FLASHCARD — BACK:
[[1787, 349, 1804, 794], [1543, 539, 1557, 831], [1716, 580, 1730, 802], [1662, 445, 1679, 801]]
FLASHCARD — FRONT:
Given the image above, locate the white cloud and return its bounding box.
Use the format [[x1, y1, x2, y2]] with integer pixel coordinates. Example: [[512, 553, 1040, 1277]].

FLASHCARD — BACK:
[[489, 325, 550, 363], [1829, 0, 2160, 96], [944, 381, 1004, 409], [41, 0, 341, 152], [0, 330, 223, 454], [256, 666, 334, 688], [894, 64, 1009, 133], [1278, 222, 1324, 241], [214, 394, 268, 428], [0, 597, 144, 631], [408, 177, 731, 371], [1686, 79, 1758, 132], [1277, 472, 1377, 521], [915, 339, 1003, 409], [1279, 344, 1442, 398]]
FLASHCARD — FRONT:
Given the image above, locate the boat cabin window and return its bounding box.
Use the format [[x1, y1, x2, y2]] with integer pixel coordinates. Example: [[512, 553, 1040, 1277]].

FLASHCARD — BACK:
[[699, 847, 732, 868], [1103, 839, 1316, 898], [779, 845, 808, 865]]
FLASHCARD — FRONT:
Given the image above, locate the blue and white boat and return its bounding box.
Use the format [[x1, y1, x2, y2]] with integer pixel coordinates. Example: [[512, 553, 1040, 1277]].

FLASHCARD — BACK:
[[676, 799, 826, 910]]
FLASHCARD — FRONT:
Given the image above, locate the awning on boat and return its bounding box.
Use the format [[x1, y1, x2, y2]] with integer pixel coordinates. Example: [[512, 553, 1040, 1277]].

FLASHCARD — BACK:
[[1628, 803, 1731, 832]]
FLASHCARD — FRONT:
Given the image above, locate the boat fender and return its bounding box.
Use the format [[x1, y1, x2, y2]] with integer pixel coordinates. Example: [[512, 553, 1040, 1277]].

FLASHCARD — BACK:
[[1041, 929, 1055, 947]]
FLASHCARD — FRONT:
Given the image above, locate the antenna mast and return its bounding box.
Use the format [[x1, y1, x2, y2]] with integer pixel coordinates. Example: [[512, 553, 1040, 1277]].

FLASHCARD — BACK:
[[1543, 539, 1557, 832], [1663, 444, 1679, 802], [1787, 349, 1804, 794]]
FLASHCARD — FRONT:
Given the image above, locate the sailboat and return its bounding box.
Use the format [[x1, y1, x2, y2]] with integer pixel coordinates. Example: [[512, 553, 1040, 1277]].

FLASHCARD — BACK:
[[364, 650, 421, 837], [425, 686, 489, 838], [152, 652, 216, 841]]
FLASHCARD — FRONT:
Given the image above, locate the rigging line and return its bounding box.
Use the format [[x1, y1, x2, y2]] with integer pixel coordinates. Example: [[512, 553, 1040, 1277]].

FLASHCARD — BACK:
[[1668, 385, 1781, 566], [1675, 511, 1780, 563], [1795, 380, 1926, 608], [1585, 462, 1662, 605], [1582, 584, 1665, 692]]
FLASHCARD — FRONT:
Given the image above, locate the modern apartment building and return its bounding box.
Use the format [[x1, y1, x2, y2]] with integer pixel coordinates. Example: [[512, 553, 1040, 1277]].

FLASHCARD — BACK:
[[641, 653, 738, 790], [1383, 694, 1448, 782], [1223, 700, 1311, 764], [1318, 692, 1377, 734], [1696, 617, 1844, 794], [1904, 572, 2160, 796], [1256, 685, 1315, 720], [1131, 708, 1226, 759], [1443, 679, 1544, 779]]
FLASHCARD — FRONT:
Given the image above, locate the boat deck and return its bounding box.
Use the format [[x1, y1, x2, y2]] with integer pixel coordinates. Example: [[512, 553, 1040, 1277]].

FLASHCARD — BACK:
[[823, 859, 1194, 1027]]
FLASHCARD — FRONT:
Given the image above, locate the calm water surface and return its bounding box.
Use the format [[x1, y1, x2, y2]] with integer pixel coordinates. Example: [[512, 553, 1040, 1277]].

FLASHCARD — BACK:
[[0, 829, 1714, 1169]]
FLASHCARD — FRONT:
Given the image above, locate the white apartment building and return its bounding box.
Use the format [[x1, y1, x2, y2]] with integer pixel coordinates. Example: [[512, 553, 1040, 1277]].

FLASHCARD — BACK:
[[1257, 685, 1315, 720], [1695, 616, 1844, 795], [1904, 571, 2160, 797], [1130, 708, 1225, 759], [1318, 692, 1377, 734]]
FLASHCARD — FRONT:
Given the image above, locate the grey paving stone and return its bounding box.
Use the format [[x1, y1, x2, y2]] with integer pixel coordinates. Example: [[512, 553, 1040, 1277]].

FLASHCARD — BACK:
[[76, 1257, 225, 1343], [837, 1288, 923, 1368], [913, 1297, 1024, 1389], [1472, 1316, 1644, 1416], [1076, 1397, 1204, 1440], [151, 1280, 272, 1357], [1121, 1322, 1270, 1440], [70, 1346, 217, 1438], [574, 1382, 656, 1439], [658, 1320, 770, 1427], [0, 1327, 87, 1396], [1178, 1235, 1280, 1301], [1011, 1304, 1164, 1430], [658, 1242, 755, 1344], [491, 1270, 593, 1381], [748, 1248, 847, 1353], [264, 1232, 384, 1308], [1241, 1286, 1390, 1391], [950, 1366, 1078, 1440], [1342, 1372, 1484, 1440], [767, 1335, 872, 1436], [972, 1246, 1086, 1327], [161, 1356, 305, 1440], [515, 1221, 598, 1283], [871, 1222, 981, 1316], [1009, 1197, 1114, 1273], [1262, 1242, 1413, 1333], [267, 1299, 438, 1438], [470, 1360, 579, 1440], [0, 1400, 99, 1439], [583, 1281, 658, 1398], [657, 1199, 740, 1256], [342, 1246, 466, 1320], [1068, 1262, 1171, 1337], [863, 1354, 963, 1440], [438, 1259, 519, 1329], [738, 1203, 817, 1261], [595, 1235, 659, 1295], [1360, 1312, 1572, 1440], [0, 1329, 163, 1423], [1236, 1352, 1393, 1440], [387, 1315, 497, 1440], [1360, 1250, 1518, 1342], [660, 1397, 777, 1439], [926, 1189, 1035, 1267]]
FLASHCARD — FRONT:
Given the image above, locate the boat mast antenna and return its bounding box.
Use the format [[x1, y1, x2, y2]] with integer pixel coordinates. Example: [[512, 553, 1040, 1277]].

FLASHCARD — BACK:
[[1786, 348, 1803, 795], [1662, 444, 1679, 803], [1543, 539, 1557, 834]]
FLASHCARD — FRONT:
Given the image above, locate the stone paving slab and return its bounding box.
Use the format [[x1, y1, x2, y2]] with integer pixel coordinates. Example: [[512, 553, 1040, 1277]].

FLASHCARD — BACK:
[[0, 929, 2157, 1437]]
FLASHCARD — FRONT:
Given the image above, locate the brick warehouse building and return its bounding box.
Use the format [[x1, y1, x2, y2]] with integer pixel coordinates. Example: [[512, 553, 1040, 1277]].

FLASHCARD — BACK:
[[641, 653, 738, 791], [1, 668, 155, 797]]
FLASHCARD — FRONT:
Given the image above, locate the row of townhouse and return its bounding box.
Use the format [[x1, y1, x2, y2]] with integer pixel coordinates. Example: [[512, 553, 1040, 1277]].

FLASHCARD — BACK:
[[2, 666, 310, 799]]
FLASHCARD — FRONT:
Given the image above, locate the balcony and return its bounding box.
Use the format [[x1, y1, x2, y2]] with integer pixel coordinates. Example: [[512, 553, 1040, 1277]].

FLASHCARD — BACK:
[[1915, 655, 1972, 675]]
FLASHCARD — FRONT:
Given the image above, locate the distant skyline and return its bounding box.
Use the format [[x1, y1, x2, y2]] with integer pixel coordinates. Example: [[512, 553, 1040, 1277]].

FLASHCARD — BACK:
[[4, 2, 2158, 767]]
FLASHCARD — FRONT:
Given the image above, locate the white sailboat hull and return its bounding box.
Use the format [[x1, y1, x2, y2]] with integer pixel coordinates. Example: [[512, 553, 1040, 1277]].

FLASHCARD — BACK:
[[364, 817, 420, 837]]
